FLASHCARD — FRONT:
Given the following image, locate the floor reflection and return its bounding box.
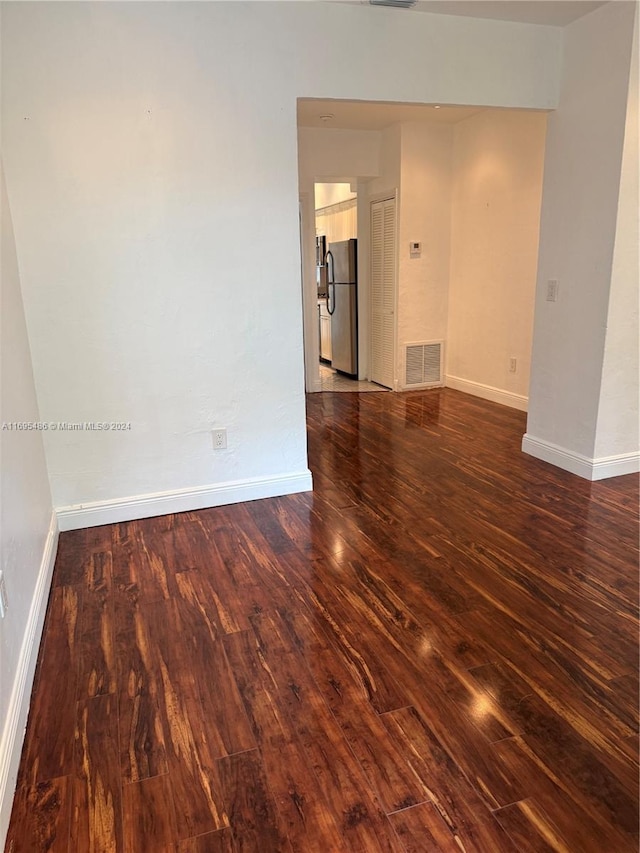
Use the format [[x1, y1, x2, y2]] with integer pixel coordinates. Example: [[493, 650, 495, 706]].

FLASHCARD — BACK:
[[319, 364, 389, 393]]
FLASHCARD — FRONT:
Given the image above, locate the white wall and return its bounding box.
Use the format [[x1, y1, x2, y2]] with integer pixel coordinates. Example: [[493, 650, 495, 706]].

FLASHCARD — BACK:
[[397, 122, 453, 383], [594, 11, 639, 460], [298, 128, 380, 184], [367, 123, 401, 199], [1, 1, 563, 525], [447, 109, 547, 409], [0, 165, 56, 844], [526, 1, 638, 477]]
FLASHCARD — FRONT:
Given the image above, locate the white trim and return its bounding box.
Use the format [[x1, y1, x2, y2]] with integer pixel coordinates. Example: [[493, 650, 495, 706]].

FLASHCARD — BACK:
[[369, 190, 398, 391], [445, 374, 528, 412], [522, 434, 640, 480], [56, 470, 313, 531], [591, 452, 640, 480], [0, 511, 59, 846], [299, 189, 320, 395]]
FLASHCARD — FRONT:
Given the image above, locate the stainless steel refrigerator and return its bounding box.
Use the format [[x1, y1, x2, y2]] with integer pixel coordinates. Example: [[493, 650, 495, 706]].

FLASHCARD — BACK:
[[326, 239, 358, 377]]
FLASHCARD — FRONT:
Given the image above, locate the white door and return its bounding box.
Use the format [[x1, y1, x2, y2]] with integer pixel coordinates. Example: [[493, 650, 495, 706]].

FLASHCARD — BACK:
[[370, 197, 396, 389]]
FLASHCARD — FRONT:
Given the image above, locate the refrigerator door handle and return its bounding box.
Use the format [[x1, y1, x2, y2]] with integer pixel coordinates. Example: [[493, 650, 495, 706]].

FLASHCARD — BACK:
[[326, 251, 334, 284], [326, 251, 336, 315], [327, 283, 336, 315]]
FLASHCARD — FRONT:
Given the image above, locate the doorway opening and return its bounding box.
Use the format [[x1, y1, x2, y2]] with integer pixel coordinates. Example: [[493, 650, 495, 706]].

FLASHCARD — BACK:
[[297, 97, 547, 412], [314, 181, 388, 393]]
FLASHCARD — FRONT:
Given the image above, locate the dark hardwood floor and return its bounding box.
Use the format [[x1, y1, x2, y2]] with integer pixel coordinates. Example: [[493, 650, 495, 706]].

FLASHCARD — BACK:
[[6, 388, 639, 852]]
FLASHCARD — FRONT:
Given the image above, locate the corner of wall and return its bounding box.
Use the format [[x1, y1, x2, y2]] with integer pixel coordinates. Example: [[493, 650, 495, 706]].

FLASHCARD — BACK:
[[0, 512, 58, 848]]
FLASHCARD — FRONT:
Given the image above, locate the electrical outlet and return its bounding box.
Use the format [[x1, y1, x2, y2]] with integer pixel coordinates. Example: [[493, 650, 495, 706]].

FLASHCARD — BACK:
[[212, 428, 227, 450], [546, 279, 559, 302], [0, 571, 8, 618], [509, 357, 517, 373]]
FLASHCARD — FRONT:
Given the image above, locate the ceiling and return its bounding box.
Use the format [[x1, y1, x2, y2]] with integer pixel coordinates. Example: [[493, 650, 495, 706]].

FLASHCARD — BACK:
[[298, 100, 488, 130], [409, 1, 608, 27]]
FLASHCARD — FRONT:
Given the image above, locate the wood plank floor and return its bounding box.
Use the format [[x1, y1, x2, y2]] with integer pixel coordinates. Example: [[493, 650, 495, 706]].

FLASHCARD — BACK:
[[6, 388, 639, 852]]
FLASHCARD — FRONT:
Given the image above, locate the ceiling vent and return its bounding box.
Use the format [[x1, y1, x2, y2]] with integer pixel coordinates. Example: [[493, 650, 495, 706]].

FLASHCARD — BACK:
[[370, 0, 417, 8]]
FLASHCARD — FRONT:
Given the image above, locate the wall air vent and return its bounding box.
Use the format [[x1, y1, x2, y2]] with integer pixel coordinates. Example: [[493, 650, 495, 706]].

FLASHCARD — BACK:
[[370, 0, 417, 7], [403, 342, 443, 389]]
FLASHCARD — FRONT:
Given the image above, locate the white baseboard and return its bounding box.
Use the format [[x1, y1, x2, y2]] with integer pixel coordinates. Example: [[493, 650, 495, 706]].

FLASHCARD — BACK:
[[591, 452, 640, 480], [0, 511, 59, 846], [56, 469, 314, 531], [445, 375, 528, 412], [522, 434, 640, 481]]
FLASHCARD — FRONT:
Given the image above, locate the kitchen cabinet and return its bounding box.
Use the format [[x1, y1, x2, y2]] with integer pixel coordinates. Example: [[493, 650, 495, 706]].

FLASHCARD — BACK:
[[318, 300, 332, 363]]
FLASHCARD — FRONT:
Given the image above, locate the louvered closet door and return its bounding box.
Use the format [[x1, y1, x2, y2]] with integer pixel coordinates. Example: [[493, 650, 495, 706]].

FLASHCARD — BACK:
[[370, 197, 396, 389]]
